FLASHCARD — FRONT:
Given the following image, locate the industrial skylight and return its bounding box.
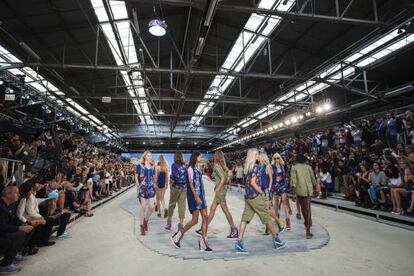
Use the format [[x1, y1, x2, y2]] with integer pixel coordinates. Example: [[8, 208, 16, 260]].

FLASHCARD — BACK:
[[188, 0, 295, 128], [90, 0, 153, 125], [219, 28, 414, 140], [0, 44, 118, 139]]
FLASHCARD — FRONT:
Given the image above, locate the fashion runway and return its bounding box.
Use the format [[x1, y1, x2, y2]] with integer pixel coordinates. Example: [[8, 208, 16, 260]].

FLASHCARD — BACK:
[[14, 179, 414, 276], [121, 176, 330, 260]]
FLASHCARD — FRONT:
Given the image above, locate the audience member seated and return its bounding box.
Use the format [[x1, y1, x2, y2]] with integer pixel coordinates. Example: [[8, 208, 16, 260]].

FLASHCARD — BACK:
[[0, 186, 34, 273]]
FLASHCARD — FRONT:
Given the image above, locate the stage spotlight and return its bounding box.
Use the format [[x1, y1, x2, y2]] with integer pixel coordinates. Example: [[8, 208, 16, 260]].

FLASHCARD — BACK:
[[305, 112, 312, 117], [315, 106, 323, 113], [323, 102, 332, 111]]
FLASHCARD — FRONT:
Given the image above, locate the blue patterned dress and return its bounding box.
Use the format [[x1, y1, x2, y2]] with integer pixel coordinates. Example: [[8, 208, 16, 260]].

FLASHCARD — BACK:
[[271, 164, 288, 196], [187, 166, 207, 213], [259, 164, 271, 200], [136, 163, 156, 199]]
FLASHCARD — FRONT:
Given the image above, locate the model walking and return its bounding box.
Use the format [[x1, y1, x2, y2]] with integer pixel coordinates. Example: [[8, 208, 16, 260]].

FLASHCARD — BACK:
[[271, 153, 290, 231], [290, 153, 316, 239], [172, 151, 212, 252], [155, 155, 169, 218], [203, 151, 238, 239], [235, 148, 286, 254], [135, 151, 156, 236], [258, 151, 279, 235], [165, 151, 188, 231]]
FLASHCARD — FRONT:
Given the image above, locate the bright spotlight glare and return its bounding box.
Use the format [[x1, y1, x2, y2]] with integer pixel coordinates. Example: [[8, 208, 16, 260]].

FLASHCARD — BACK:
[[305, 112, 312, 117], [291, 117, 298, 123], [323, 102, 332, 111], [315, 106, 323, 113]]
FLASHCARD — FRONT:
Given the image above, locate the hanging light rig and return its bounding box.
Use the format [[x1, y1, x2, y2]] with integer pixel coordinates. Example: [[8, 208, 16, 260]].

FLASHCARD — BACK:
[[148, 0, 167, 37]]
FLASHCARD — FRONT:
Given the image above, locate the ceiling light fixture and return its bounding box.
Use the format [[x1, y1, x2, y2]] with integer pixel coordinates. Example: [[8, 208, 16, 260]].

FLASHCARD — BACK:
[[148, 1, 167, 37], [148, 19, 167, 37]]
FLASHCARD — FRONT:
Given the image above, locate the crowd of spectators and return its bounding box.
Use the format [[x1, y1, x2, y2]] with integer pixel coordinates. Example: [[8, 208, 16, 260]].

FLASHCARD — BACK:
[[0, 120, 134, 274], [224, 110, 414, 216]]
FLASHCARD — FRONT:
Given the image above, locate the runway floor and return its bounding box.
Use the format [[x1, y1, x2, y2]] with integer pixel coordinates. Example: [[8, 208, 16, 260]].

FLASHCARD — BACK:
[[15, 177, 414, 276]]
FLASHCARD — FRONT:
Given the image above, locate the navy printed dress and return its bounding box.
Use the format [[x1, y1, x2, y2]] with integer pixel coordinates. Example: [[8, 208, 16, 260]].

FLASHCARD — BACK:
[[137, 163, 156, 199], [187, 166, 207, 213], [259, 164, 271, 200], [271, 164, 288, 196]]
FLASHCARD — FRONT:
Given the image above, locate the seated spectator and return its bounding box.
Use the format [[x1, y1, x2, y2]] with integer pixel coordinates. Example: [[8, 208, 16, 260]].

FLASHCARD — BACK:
[[39, 194, 72, 240], [355, 164, 371, 207], [0, 186, 34, 273], [390, 159, 414, 215]]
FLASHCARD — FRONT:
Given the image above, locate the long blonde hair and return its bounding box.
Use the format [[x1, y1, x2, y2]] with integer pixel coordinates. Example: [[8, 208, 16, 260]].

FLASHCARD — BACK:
[[244, 148, 258, 175], [214, 150, 228, 172], [258, 151, 270, 166], [140, 151, 153, 166], [271, 152, 285, 166], [157, 155, 169, 171]]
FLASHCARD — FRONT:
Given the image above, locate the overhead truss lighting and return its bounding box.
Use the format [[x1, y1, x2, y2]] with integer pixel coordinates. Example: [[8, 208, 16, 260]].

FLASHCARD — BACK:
[[219, 23, 414, 141], [188, 0, 295, 128]]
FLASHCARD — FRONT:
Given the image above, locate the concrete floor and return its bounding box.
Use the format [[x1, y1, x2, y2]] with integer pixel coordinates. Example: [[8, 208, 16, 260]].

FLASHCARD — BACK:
[[16, 180, 414, 276]]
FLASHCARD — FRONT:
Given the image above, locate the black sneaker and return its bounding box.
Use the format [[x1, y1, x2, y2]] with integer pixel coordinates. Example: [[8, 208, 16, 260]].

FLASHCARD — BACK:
[[171, 232, 181, 249], [37, 241, 56, 247]]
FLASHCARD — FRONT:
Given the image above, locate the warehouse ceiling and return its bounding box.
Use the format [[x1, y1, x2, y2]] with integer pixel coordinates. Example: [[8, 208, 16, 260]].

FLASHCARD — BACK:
[[0, 0, 413, 151]]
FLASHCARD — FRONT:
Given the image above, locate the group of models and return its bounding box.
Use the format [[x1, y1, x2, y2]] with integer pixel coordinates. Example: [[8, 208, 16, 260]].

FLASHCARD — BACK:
[[135, 148, 293, 254]]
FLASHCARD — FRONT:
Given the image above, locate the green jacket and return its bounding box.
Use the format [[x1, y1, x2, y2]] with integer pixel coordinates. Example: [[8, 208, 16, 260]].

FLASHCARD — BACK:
[[290, 163, 316, 197]]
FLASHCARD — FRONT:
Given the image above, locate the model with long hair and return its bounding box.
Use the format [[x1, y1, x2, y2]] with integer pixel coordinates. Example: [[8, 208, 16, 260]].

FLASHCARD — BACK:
[[165, 151, 188, 231], [271, 153, 290, 231], [235, 148, 286, 254], [201, 150, 238, 239], [155, 155, 169, 218], [135, 151, 156, 236], [258, 151, 280, 235], [172, 151, 212, 252]]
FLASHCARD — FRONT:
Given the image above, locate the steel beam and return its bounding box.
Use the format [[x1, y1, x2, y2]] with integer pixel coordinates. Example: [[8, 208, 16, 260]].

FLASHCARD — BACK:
[[123, 0, 384, 27], [69, 95, 263, 105], [97, 112, 240, 119], [4, 62, 299, 80]]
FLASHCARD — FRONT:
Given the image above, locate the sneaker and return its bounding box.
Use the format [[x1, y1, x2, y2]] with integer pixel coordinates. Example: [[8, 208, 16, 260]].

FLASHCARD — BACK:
[[171, 232, 181, 249], [0, 264, 22, 273], [277, 219, 286, 234], [157, 213, 161, 218], [296, 213, 301, 220], [195, 229, 202, 237], [165, 220, 172, 231], [57, 232, 72, 240], [273, 236, 287, 249], [226, 228, 238, 240], [285, 218, 291, 230], [263, 227, 270, 236], [235, 240, 248, 254], [199, 238, 213, 253]]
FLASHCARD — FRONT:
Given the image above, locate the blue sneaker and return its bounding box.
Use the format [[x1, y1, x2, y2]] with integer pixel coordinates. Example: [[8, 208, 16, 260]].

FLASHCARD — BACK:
[[57, 232, 72, 240], [235, 240, 248, 254], [272, 236, 287, 250]]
